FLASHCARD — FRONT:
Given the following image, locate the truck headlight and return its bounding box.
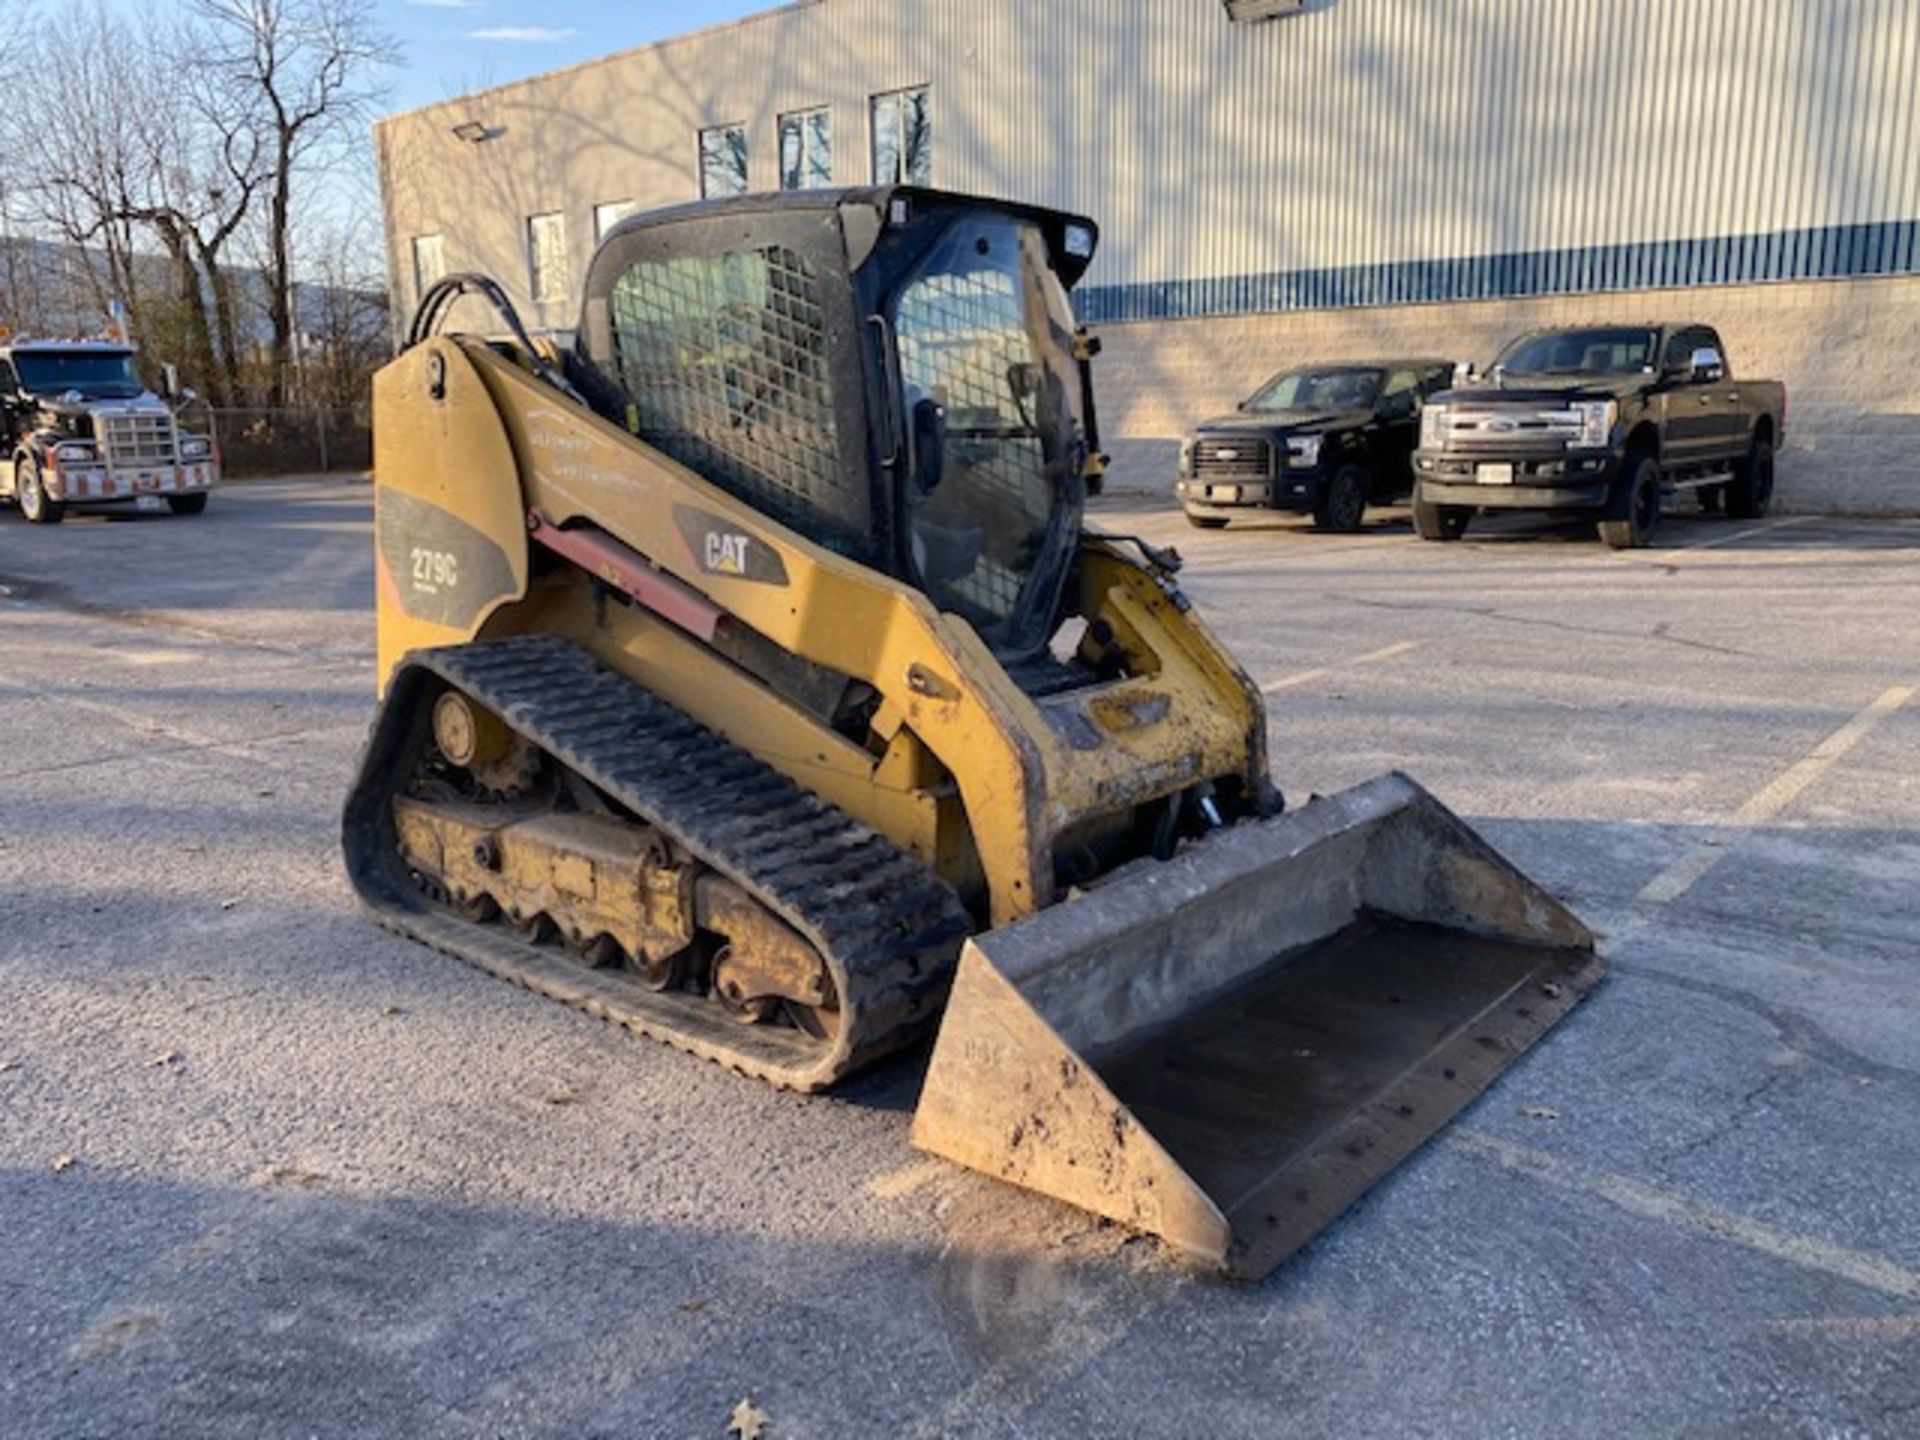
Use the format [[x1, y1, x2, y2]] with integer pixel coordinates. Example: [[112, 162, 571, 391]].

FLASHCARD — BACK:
[[1420, 404, 1449, 449], [1286, 435, 1322, 466], [1573, 400, 1617, 449], [180, 436, 212, 460], [1177, 437, 1194, 476], [53, 441, 96, 463]]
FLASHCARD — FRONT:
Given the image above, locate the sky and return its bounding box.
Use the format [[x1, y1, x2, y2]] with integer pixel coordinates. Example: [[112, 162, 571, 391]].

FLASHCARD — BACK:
[[382, 0, 776, 114], [55, 1, 783, 275]]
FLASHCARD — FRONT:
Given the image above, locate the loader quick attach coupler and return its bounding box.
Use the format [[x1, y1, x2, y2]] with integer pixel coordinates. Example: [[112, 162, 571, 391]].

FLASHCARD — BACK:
[[911, 772, 1605, 1279]]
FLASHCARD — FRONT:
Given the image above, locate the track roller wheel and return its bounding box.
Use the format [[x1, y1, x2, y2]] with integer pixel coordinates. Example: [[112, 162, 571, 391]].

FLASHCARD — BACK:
[[628, 945, 690, 994], [711, 943, 779, 1024], [784, 999, 843, 1043], [563, 932, 625, 970], [509, 910, 559, 945]]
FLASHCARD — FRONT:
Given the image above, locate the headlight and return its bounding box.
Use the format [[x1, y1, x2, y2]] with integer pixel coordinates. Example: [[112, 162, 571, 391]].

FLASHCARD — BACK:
[[1573, 400, 1617, 449], [1286, 435, 1322, 466], [180, 436, 212, 460], [1420, 404, 1449, 448], [1177, 437, 1194, 476], [53, 441, 96, 463]]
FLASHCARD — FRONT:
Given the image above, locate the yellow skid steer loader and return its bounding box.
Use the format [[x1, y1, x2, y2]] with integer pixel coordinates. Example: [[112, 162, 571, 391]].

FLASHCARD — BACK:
[[344, 188, 1601, 1277]]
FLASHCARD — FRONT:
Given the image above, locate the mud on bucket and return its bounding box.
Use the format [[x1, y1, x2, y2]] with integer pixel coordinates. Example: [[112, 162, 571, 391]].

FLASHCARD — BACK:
[[910, 772, 1603, 1279]]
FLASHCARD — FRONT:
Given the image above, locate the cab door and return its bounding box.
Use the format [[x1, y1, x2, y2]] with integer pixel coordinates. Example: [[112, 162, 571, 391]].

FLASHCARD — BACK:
[[1371, 368, 1422, 500], [1661, 326, 1732, 469]]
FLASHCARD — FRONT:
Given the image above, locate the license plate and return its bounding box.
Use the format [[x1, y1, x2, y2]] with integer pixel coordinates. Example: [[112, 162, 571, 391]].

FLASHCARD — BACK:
[[135, 494, 165, 512], [1210, 486, 1240, 504], [1477, 463, 1516, 485]]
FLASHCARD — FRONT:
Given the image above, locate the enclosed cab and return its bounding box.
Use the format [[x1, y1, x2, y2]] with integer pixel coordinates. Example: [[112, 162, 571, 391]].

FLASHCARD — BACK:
[[1175, 359, 1454, 532], [1, 341, 220, 524]]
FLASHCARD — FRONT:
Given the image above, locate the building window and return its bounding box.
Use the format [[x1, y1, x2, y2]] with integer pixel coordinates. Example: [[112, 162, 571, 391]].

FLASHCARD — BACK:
[[870, 86, 931, 185], [594, 200, 637, 242], [699, 123, 749, 198], [527, 212, 567, 303], [411, 234, 446, 299], [778, 107, 833, 191]]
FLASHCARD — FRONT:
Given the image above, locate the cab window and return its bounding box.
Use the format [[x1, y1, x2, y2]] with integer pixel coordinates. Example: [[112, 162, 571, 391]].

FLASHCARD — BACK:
[[1664, 327, 1720, 374], [1380, 369, 1420, 418]]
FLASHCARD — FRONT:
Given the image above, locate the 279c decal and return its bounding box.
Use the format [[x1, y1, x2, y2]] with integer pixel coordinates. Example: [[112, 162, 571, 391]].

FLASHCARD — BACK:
[[410, 546, 459, 595]]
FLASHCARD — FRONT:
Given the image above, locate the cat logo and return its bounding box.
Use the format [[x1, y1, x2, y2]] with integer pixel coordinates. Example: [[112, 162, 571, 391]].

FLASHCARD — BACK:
[[705, 531, 751, 575], [675, 505, 789, 586]]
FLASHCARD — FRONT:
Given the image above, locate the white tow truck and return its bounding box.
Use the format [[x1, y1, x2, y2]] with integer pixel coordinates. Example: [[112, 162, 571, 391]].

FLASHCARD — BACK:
[[1, 339, 219, 524]]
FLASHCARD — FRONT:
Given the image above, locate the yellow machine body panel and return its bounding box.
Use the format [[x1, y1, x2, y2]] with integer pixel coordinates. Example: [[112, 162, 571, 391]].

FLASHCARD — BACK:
[[371, 343, 531, 688], [379, 338, 1265, 927]]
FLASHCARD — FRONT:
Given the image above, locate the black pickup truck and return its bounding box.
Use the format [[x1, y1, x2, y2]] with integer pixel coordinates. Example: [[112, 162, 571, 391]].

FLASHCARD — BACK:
[[1176, 359, 1454, 531], [1410, 324, 1786, 548]]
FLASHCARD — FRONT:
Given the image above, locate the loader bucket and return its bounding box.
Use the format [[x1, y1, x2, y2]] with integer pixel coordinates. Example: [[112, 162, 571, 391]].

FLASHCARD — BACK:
[[910, 773, 1603, 1279]]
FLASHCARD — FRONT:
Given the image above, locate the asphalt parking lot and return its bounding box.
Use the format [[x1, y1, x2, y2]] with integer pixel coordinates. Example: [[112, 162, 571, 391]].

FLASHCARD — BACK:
[[3, 477, 1917, 1439]]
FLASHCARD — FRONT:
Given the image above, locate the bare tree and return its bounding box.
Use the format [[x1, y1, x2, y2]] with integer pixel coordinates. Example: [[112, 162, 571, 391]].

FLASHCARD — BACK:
[[118, 16, 275, 403], [193, 0, 393, 406], [13, 6, 266, 401], [298, 199, 391, 411], [10, 5, 151, 338]]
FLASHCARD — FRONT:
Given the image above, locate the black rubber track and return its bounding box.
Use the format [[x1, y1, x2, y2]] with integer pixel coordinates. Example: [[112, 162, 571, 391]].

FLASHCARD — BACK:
[[342, 636, 972, 1090]]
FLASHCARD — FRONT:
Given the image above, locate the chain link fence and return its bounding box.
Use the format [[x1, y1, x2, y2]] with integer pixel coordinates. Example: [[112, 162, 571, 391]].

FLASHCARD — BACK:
[[197, 406, 373, 478]]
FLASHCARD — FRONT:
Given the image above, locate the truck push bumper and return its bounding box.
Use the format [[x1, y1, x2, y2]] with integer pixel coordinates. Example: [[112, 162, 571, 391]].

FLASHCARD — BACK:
[[1418, 479, 1609, 510], [912, 772, 1602, 1278], [49, 462, 219, 504]]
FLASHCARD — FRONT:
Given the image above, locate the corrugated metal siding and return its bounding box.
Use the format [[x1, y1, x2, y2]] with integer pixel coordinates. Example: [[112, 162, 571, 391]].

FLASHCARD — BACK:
[[377, 0, 1920, 326]]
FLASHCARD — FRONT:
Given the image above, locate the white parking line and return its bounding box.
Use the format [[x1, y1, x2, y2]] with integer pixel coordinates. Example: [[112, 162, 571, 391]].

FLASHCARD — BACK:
[[864, 1158, 949, 1200], [1636, 684, 1913, 905], [1755, 1314, 1920, 1342], [1671, 516, 1811, 552], [1262, 640, 1421, 694], [1451, 1129, 1920, 1302]]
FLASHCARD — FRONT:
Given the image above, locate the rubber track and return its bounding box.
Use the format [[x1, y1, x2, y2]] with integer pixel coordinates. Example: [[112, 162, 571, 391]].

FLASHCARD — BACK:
[[343, 636, 972, 1090]]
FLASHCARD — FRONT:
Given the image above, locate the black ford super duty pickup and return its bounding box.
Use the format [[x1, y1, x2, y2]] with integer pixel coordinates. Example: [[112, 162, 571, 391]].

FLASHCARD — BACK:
[[1176, 359, 1454, 532], [1410, 324, 1785, 548]]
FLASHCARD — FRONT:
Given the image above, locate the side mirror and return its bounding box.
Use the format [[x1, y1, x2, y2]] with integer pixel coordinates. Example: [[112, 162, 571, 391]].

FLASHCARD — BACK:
[[1005, 361, 1041, 406], [1453, 361, 1478, 385], [162, 363, 180, 398], [910, 397, 947, 495], [1688, 347, 1725, 383]]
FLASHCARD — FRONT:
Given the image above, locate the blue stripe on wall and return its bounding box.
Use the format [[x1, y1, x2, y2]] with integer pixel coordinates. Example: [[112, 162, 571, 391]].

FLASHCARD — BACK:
[[1077, 219, 1920, 325]]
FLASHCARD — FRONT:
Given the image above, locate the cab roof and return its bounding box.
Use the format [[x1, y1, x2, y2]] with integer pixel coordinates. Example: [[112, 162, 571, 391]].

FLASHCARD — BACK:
[[0, 339, 137, 357]]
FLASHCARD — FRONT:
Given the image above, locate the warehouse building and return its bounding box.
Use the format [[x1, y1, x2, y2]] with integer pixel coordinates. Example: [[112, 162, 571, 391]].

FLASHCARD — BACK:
[[376, 0, 1920, 512]]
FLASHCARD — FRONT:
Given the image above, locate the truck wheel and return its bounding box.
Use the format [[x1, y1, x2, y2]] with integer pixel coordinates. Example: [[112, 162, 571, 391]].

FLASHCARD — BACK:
[[1185, 512, 1229, 530], [1313, 463, 1369, 533], [1599, 453, 1660, 549], [15, 458, 64, 525], [1725, 436, 1775, 520], [167, 493, 209, 516], [1412, 495, 1470, 541]]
